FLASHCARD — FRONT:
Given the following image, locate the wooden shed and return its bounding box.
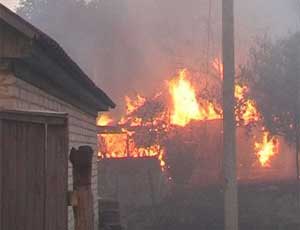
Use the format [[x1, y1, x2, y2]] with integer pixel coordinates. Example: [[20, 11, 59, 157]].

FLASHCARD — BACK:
[[0, 3, 115, 230]]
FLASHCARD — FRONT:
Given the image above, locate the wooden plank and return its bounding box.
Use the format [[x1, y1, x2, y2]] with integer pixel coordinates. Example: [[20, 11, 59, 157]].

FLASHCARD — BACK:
[[2, 120, 17, 230], [15, 122, 28, 230], [16, 123, 27, 229], [25, 122, 45, 230], [45, 124, 68, 230]]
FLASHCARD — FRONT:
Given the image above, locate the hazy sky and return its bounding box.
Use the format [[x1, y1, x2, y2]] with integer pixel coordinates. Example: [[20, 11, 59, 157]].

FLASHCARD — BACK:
[[0, 0, 18, 11], [0, 0, 297, 111]]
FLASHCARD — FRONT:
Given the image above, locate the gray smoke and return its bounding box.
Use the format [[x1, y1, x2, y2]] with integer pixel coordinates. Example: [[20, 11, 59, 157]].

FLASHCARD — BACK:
[[17, 0, 297, 116]]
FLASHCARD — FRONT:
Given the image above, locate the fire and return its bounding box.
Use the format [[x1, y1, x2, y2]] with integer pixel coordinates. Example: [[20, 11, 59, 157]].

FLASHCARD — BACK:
[[119, 94, 146, 126], [98, 130, 166, 169], [235, 84, 247, 101], [240, 100, 260, 125], [125, 94, 146, 114], [98, 68, 277, 172], [97, 114, 113, 126], [168, 69, 220, 126], [212, 57, 224, 79], [254, 132, 279, 167], [98, 92, 167, 169], [235, 84, 260, 125], [98, 133, 128, 158]]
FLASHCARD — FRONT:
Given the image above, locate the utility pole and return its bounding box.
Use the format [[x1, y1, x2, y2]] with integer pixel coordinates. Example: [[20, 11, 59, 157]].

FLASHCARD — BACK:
[[222, 0, 238, 230], [206, 0, 212, 73]]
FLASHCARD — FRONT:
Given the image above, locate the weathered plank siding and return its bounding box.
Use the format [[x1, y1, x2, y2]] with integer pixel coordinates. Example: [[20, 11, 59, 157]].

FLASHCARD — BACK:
[[0, 69, 99, 230], [0, 113, 68, 230]]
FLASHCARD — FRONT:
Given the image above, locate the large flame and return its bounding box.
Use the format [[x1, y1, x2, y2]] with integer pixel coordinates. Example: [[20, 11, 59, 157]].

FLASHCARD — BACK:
[[254, 132, 279, 167], [98, 133, 128, 158], [168, 69, 220, 126], [97, 114, 114, 126]]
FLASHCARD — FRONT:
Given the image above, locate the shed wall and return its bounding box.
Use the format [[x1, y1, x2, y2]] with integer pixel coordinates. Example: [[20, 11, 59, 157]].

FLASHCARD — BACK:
[[0, 69, 99, 230]]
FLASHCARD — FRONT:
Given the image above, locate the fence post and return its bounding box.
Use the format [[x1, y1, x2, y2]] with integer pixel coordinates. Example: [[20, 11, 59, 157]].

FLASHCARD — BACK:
[[70, 146, 94, 230]]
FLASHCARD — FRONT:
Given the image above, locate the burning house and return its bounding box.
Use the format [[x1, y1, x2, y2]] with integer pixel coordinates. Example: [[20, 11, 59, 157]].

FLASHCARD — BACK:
[[0, 4, 115, 230], [97, 68, 296, 227], [98, 68, 295, 181]]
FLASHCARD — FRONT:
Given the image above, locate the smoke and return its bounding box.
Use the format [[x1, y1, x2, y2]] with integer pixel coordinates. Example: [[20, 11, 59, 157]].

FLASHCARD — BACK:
[[17, 0, 297, 117]]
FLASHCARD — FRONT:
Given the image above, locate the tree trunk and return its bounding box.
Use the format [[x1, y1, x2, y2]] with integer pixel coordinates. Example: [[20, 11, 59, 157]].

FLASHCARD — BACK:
[[222, 0, 238, 229]]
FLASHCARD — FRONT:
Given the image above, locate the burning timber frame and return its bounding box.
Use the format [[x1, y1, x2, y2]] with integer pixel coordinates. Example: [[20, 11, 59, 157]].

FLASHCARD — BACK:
[[98, 124, 165, 159], [98, 125, 130, 158]]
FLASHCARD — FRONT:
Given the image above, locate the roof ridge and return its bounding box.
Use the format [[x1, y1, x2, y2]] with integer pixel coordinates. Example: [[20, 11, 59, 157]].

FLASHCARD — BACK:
[[0, 3, 115, 109]]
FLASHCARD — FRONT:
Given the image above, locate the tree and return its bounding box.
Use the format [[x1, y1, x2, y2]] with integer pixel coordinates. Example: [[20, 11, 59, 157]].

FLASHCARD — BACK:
[[240, 32, 300, 203], [242, 34, 300, 142]]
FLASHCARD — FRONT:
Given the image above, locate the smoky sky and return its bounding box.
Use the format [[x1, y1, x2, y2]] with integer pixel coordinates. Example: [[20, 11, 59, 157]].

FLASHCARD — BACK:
[[18, 0, 298, 116]]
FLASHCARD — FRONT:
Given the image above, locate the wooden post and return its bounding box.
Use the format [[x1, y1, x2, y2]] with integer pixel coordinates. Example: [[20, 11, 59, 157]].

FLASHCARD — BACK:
[[296, 52, 300, 208], [70, 146, 94, 230], [295, 116, 300, 207], [222, 0, 238, 229]]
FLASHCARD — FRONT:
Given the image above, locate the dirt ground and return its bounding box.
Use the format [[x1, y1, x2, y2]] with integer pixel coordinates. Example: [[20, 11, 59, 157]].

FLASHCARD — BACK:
[[125, 181, 300, 230]]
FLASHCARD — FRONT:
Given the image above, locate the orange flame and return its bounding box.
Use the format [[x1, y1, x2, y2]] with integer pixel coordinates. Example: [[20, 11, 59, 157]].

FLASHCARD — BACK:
[[125, 94, 146, 115], [119, 94, 146, 126], [235, 84, 260, 125], [98, 130, 166, 169], [240, 100, 260, 125], [98, 67, 274, 172], [254, 132, 279, 167], [97, 114, 113, 126], [212, 57, 224, 80], [168, 69, 220, 126], [235, 84, 247, 101], [98, 133, 128, 158]]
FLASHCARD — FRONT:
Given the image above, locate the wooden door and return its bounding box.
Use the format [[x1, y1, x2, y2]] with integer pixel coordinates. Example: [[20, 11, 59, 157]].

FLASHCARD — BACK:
[[0, 111, 68, 230]]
